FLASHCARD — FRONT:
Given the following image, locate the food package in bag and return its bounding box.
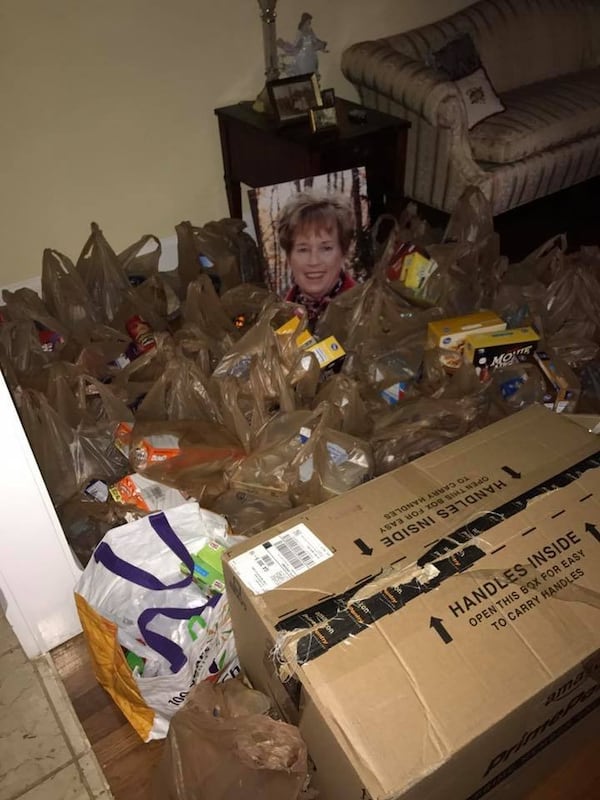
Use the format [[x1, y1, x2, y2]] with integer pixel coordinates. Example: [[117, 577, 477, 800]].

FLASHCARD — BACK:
[[109, 473, 189, 512], [286, 416, 374, 506]]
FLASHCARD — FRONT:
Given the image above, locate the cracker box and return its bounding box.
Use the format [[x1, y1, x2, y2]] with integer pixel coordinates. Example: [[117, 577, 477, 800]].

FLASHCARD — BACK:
[[427, 311, 506, 370], [223, 407, 600, 800], [464, 326, 540, 380]]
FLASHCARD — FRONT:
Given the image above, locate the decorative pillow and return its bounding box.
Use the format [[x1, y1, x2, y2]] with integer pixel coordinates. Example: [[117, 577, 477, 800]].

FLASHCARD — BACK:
[[454, 67, 506, 129], [430, 33, 481, 80], [430, 34, 505, 129]]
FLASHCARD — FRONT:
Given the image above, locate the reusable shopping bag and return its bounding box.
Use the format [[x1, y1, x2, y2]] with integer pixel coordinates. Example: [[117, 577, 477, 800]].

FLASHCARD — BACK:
[[75, 503, 240, 740]]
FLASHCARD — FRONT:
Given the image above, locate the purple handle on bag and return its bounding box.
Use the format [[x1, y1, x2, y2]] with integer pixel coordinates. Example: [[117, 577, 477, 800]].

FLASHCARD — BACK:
[[93, 511, 217, 673], [94, 511, 195, 590], [138, 596, 221, 673]]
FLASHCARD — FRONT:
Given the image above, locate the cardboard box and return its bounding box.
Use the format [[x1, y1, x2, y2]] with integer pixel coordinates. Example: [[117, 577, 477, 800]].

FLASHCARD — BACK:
[[427, 311, 506, 371], [567, 413, 600, 433], [223, 407, 600, 800], [463, 326, 540, 380]]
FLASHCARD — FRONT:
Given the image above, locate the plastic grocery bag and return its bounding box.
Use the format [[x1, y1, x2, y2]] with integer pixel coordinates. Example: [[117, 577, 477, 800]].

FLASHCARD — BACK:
[[1, 287, 72, 359], [123, 419, 244, 502], [176, 219, 250, 293], [41, 248, 100, 337], [17, 387, 82, 505], [314, 374, 371, 437], [153, 678, 308, 800], [75, 503, 241, 740], [136, 355, 223, 423], [285, 414, 374, 506], [118, 233, 161, 285], [76, 222, 132, 322]]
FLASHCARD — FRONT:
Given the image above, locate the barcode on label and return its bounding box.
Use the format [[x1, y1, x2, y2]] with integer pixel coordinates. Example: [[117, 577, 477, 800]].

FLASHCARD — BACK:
[[230, 523, 333, 595], [256, 552, 276, 572], [272, 533, 317, 573], [311, 348, 326, 364]]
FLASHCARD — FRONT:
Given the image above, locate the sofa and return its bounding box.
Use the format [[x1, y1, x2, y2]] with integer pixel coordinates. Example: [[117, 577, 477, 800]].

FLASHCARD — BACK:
[[341, 0, 600, 215]]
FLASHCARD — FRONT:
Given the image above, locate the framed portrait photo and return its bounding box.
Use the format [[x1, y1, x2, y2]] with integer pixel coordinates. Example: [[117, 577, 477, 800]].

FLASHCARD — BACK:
[[309, 104, 338, 133], [320, 87, 336, 108], [267, 72, 322, 126], [247, 167, 370, 298]]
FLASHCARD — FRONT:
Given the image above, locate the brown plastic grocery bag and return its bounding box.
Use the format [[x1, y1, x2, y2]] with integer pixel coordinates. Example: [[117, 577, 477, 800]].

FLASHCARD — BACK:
[[136, 354, 223, 423], [124, 419, 244, 502], [1, 287, 72, 359], [17, 388, 82, 505], [285, 412, 374, 506], [76, 222, 132, 322], [118, 233, 161, 285], [211, 489, 293, 537], [219, 283, 277, 331], [316, 220, 439, 349], [0, 320, 58, 380], [181, 275, 240, 364], [153, 678, 307, 800], [176, 220, 242, 293], [42, 248, 100, 338], [314, 374, 371, 437]]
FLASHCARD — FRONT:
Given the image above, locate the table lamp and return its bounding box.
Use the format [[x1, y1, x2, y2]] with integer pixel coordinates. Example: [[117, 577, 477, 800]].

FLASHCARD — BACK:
[[254, 0, 280, 113]]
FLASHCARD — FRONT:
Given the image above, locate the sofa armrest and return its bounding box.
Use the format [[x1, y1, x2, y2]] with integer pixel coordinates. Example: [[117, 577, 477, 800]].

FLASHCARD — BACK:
[[341, 40, 462, 129]]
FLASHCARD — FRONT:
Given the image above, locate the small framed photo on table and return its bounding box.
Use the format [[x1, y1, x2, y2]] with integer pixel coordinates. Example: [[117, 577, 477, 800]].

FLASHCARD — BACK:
[[320, 88, 336, 108], [267, 73, 322, 126], [309, 104, 338, 133]]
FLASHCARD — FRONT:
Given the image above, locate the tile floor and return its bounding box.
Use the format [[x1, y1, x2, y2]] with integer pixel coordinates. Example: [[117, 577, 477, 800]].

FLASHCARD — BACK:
[[0, 613, 112, 800]]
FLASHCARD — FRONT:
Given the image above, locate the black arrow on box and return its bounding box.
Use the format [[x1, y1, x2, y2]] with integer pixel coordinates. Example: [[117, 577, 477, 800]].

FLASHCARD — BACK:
[[585, 522, 600, 544], [430, 616, 453, 644], [354, 538, 373, 556], [502, 465, 522, 479]]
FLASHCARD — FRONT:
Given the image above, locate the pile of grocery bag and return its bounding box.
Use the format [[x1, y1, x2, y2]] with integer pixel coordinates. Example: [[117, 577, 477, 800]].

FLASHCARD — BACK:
[[2, 187, 600, 793]]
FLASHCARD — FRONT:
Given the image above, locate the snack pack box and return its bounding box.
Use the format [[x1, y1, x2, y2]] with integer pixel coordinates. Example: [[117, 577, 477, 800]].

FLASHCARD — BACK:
[[427, 311, 506, 371], [276, 317, 345, 369], [463, 326, 540, 381]]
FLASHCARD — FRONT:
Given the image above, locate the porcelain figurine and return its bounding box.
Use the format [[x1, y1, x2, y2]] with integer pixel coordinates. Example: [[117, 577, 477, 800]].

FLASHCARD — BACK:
[[277, 12, 328, 78]]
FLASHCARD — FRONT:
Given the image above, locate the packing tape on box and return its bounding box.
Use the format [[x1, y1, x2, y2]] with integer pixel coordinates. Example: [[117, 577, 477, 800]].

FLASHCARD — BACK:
[[273, 449, 600, 667]]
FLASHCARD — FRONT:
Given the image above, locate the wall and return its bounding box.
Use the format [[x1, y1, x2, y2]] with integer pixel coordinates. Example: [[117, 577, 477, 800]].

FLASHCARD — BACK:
[[0, 0, 471, 285]]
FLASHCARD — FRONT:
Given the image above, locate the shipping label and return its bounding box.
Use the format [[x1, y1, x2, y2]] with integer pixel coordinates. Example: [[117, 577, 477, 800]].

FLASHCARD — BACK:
[[229, 523, 333, 595]]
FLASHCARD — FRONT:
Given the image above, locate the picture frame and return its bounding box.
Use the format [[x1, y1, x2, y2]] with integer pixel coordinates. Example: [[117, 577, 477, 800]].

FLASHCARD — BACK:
[[248, 167, 369, 297], [320, 87, 336, 108], [309, 104, 338, 133], [266, 72, 322, 125]]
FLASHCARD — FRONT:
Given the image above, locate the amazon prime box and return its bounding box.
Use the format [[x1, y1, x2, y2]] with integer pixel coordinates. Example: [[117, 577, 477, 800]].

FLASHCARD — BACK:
[[223, 406, 600, 800]]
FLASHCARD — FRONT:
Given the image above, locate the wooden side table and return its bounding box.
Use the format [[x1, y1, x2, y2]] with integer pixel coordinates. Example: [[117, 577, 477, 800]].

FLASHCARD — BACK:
[[214, 99, 410, 221]]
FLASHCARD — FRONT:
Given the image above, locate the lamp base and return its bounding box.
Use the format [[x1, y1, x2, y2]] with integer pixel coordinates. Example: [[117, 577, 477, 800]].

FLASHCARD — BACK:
[[252, 84, 274, 115]]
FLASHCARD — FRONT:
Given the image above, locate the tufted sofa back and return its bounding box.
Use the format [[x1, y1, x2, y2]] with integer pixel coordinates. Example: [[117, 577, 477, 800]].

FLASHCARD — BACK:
[[384, 0, 600, 93]]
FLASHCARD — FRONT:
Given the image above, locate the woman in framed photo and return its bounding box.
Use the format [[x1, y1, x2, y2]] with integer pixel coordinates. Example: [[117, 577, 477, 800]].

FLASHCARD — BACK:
[[277, 190, 357, 327]]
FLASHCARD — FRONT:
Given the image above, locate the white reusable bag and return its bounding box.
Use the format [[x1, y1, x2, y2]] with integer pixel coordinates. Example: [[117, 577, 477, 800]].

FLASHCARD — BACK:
[[75, 502, 240, 740]]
